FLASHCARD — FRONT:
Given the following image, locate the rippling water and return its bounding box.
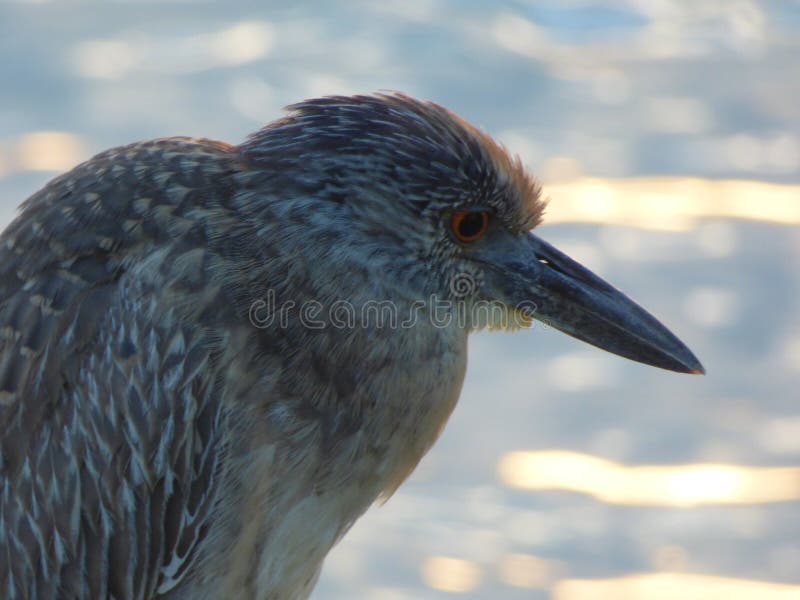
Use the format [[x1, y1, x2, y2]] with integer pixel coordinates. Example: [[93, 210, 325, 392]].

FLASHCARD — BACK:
[[1, 2, 798, 598]]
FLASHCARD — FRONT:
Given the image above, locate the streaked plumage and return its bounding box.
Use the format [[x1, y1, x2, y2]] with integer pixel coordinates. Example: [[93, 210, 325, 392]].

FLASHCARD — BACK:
[[0, 93, 702, 599]]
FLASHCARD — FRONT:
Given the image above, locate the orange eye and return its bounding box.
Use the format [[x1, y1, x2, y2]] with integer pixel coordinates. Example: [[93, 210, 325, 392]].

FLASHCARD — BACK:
[[450, 210, 490, 243]]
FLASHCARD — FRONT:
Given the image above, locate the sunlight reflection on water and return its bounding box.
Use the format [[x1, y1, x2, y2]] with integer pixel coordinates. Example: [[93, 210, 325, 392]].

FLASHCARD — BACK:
[[553, 572, 800, 600], [498, 450, 800, 506]]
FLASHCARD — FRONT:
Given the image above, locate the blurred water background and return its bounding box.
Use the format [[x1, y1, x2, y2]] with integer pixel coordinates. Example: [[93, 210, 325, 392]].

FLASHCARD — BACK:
[[1, 1, 799, 598]]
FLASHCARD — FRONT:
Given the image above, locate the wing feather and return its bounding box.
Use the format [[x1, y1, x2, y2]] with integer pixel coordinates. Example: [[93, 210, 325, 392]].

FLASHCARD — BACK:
[[0, 138, 244, 599]]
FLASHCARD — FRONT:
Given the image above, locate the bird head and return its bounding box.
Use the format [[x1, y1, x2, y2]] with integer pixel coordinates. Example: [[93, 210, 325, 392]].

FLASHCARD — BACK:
[[240, 93, 703, 374]]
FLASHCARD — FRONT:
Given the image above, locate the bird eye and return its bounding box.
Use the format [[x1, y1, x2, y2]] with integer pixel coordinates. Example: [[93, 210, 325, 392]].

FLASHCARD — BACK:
[[450, 210, 490, 243]]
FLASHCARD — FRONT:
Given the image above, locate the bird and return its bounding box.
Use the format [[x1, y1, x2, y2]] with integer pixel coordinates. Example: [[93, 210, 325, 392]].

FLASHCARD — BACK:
[[0, 92, 703, 599]]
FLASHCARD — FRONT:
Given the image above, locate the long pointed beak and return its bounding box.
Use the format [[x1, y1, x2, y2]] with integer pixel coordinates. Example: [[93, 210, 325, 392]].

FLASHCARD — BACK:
[[483, 232, 705, 374]]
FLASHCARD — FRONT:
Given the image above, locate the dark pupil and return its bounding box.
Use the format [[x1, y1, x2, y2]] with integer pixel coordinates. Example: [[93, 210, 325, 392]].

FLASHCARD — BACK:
[[458, 212, 485, 238]]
